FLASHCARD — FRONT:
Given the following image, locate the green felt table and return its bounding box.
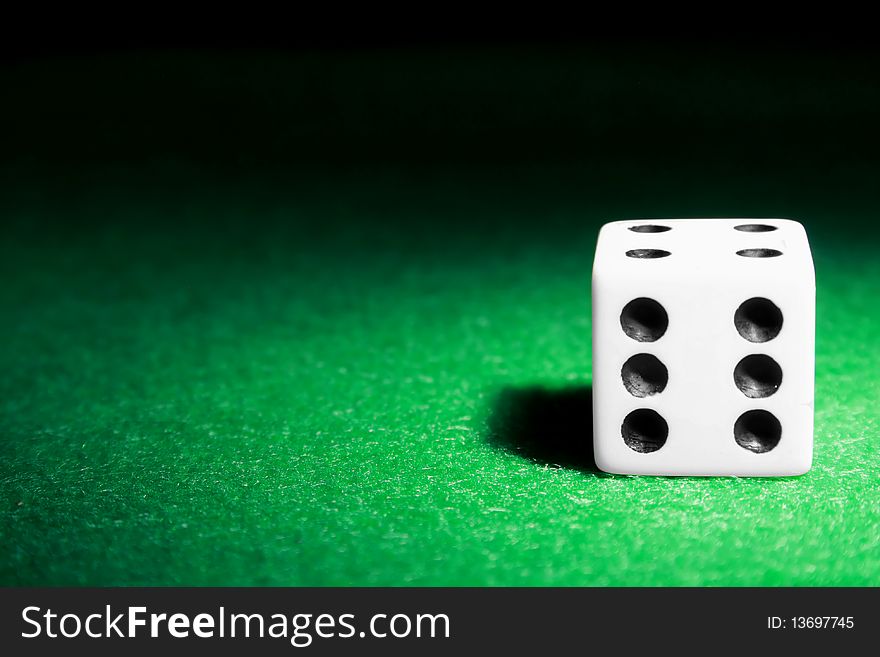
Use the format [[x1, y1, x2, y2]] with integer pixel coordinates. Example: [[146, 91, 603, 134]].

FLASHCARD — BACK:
[[1, 45, 879, 586]]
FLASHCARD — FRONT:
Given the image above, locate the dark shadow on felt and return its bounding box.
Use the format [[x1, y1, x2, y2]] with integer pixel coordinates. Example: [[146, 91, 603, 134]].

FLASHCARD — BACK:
[[487, 385, 601, 474]]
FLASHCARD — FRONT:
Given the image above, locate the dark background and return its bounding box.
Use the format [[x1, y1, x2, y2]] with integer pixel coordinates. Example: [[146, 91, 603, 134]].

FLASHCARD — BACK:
[[4, 34, 879, 235]]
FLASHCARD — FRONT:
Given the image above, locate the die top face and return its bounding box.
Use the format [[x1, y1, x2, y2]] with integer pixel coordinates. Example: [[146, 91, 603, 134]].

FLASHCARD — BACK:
[[591, 219, 815, 477], [593, 219, 815, 290]]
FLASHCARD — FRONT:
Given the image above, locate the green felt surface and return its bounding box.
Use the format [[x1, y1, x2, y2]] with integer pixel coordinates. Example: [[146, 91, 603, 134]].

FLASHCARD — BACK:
[[1, 47, 879, 586]]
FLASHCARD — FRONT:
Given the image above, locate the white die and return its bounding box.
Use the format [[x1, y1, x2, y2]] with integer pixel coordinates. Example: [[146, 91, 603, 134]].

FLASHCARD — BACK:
[[591, 219, 815, 476]]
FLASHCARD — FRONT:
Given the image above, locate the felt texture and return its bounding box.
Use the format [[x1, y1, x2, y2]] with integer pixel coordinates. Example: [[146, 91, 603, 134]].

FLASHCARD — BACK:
[[1, 48, 878, 586]]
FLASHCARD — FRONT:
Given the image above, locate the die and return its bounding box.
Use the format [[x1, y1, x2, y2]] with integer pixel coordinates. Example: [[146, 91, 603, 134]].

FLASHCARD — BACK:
[[591, 219, 815, 476]]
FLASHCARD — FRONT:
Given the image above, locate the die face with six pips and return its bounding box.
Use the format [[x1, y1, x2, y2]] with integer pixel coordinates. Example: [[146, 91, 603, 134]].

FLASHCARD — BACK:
[[591, 219, 815, 476]]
